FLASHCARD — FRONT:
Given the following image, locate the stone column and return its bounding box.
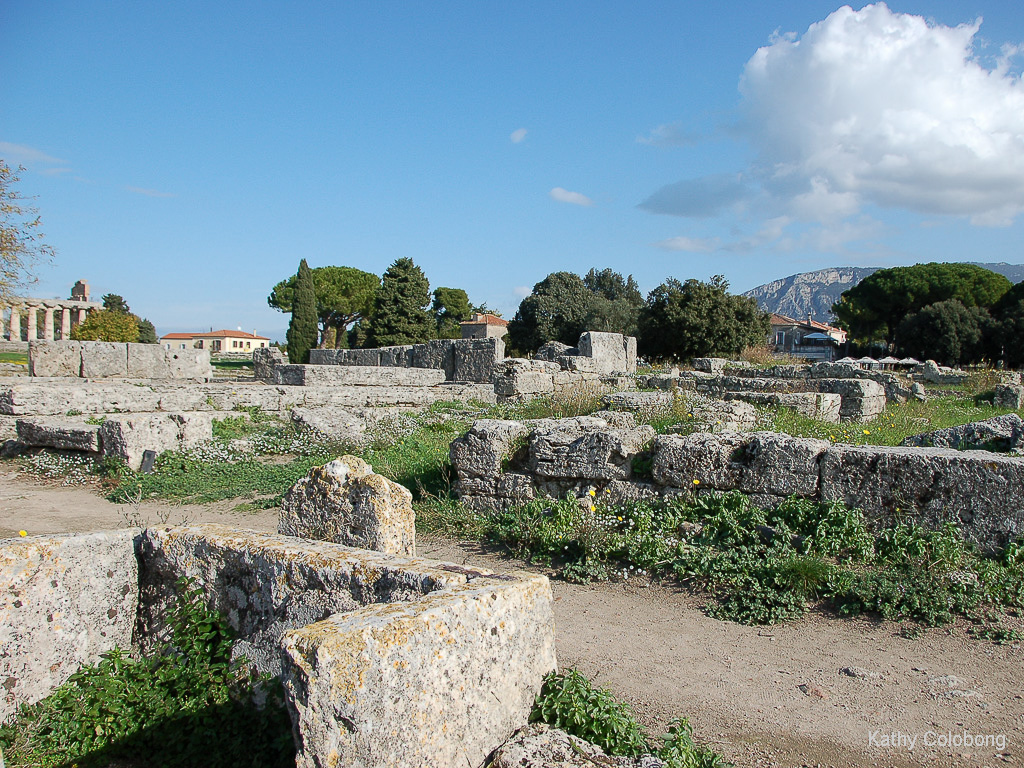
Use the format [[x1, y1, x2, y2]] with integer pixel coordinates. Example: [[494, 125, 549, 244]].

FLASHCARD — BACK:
[[26, 306, 37, 341], [61, 307, 72, 339], [43, 307, 55, 341], [77, 308, 88, 326], [0, 309, 5, 340], [9, 308, 21, 341]]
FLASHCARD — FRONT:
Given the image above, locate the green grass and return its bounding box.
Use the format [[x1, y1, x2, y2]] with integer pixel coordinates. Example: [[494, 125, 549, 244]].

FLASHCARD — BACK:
[[0, 351, 28, 365], [211, 358, 254, 370]]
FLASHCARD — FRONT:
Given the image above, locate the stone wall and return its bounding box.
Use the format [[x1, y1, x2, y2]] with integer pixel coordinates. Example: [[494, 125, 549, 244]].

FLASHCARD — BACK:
[[0, 529, 139, 722], [308, 337, 504, 384], [451, 419, 1024, 552], [29, 341, 212, 380], [3, 524, 558, 768]]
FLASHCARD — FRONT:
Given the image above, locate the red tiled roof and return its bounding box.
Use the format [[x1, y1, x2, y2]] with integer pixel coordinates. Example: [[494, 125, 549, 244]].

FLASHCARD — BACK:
[[461, 313, 508, 327], [160, 332, 195, 339], [160, 330, 270, 340]]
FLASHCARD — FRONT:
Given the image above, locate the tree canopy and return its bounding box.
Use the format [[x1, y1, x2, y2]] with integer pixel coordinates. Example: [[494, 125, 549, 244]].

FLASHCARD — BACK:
[[637, 275, 769, 360], [70, 310, 139, 343], [1, 160, 55, 304], [431, 287, 473, 339], [833, 263, 1011, 347], [268, 265, 379, 348], [365, 258, 433, 347], [285, 259, 318, 364], [894, 299, 993, 367]]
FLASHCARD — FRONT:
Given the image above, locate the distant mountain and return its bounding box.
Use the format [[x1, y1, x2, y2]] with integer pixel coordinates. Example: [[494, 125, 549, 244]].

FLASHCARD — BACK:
[[743, 262, 1024, 321]]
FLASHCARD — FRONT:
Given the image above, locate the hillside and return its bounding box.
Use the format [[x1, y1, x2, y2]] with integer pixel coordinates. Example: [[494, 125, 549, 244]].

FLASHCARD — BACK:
[[743, 262, 1024, 321]]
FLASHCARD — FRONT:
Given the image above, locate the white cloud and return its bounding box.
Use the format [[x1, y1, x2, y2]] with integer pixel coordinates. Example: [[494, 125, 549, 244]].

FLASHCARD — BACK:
[[549, 187, 593, 207], [653, 235, 719, 252], [513, 285, 532, 299], [740, 3, 1024, 226], [637, 123, 699, 147], [126, 186, 175, 198], [0, 141, 64, 166], [510, 128, 528, 144], [639, 174, 750, 217]]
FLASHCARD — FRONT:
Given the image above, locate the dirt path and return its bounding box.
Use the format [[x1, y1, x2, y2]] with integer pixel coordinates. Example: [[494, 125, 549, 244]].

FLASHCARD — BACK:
[[3, 470, 1020, 768]]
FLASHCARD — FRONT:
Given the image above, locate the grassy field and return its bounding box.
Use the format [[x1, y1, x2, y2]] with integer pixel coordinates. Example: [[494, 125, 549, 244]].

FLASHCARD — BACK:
[[0, 351, 28, 365]]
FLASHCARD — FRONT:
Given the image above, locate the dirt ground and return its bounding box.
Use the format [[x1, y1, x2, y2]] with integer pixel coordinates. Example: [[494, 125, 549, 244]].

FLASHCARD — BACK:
[[2, 467, 1021, 768]]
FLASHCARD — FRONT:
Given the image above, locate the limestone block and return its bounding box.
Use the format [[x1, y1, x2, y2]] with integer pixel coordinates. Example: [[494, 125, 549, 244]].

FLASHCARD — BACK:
[[577, 331, 633, 374], [306, 349, 338, 365], [535, 340, 574, 362], [994, 384, 1024, 410], [820, 445, 1024, 551], [28, 340, 82, 377], [79, 341, 129, 378], [164, 348, 212, 380], [815, 378, 886, 422], [624, 336, 637, 373], [900, 413, 1024, 452], [289, 407, 369, 444], [451, 337, 504, 383], [274, 364, 447, 387], [346, 348, 383, 367], [136, 525, 465, 675], [493, 359, 556, 398], [557, 354, 603, 373], [652, 432, 749, 490], [279, 571, 557, 768], [529, 422, 655, 480], [692, 357, 728, 374], [279, 456, 415, 556], [0, 529, 139, 722], [125, 343, 168, 378], [253, 346, 286, 380], [735, 432, 829, 497], [603, 390, 674, 412], [726, 391, 842, 423], [450, 420, 533, 494], [682, 398, 760, 432], [412, 339, 456, 377], [99, 412, 214, 470], [378, 345, 414, 367], [16, 418, 102, 452], [491, 723, 661, 768]]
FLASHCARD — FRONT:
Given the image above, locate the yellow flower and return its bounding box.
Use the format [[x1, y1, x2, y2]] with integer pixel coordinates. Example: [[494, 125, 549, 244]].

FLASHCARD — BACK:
[[19, 530, 27, 537], [589, 505, 596, 512], [588, 489, 596, 497], [863, 429, 870, 435], [693, 479, 700, 486]]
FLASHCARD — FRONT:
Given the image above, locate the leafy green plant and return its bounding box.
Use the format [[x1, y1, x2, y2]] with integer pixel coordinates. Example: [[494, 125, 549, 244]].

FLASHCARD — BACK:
[[0, 578, 294, 767]]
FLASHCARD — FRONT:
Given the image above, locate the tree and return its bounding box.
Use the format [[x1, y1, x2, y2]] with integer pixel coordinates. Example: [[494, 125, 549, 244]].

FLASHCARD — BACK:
[[365, 258, 433, 347], [582, 268, 644, 338], [268, 265, 379, 348], [895, 300, 993, 367], [1, 160, 55, 304], [431, 287, 473, 339], [507, 272, 593, 352], [136, 318, 158, 344], [70, 309, 139, 342], [637, 275, 770, 360], [286, 259, 318, 364], [833, 263, 1011, 348], [98, 292, 157, 343], [102, 294, 130, 313], [583, 268, 643, 304], [991, 281, 1024, 368]]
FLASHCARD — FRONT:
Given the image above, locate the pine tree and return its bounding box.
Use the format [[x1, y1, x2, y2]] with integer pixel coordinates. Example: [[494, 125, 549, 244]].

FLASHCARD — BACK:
[[286, 259, 318, 363], [365, 258, 432, 346]]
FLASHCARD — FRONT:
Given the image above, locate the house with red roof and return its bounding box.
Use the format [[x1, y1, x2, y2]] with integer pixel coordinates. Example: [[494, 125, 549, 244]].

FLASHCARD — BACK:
[[769, 314, 847, 361], [160, 329, 270, 355], [459, 313, 509, 340]]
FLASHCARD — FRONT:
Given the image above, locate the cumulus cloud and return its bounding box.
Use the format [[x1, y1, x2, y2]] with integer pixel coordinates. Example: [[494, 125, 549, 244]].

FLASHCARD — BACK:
[[549, 187, 593, 206], [741, 3, 1024, 225], [653, 235, 719, 252], [510, 128, 528, 144], [639, 173, 749, 217]]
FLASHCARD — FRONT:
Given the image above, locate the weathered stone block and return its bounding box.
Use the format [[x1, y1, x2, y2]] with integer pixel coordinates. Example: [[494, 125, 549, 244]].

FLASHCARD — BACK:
[[289, 407, 368, 444], [80, 341, 129, 378], [535, 340, 573, 362], [900, 413, 1024, 452], [820, 445, 1024, 551], [815, 378, 886, 422], [162, 347, 212, 380], [451, 337, 504, 383], [529, 422, 655, 480], [450, 419, 533, 494], [491, 723, 654, 768], [28, 340, 82, 377], [726, 391, 842, 423], [692, 357, 728, 374], [576, 331, 630, 374], [279, 571, 557, 768], [16, 418, 102, 452], [412, 339, 456, 377], [274, 365, 447, 387], [99, 412, 214, 469], [253, 346, 286, 380], [126, 343, 170, 378], [994, 384, 1024, 410], [378, 345, 413, 367], [493, 359, 556, 398], [0, 529, 139, 721], [279, 456, 415, 556]]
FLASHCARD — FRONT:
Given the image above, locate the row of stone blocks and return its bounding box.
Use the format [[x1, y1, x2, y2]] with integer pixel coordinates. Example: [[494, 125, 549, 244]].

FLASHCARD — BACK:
[[0, 524, 557, 767], [28, 340, 212, 380], [450, 416, 1024, 552], [308, 337, 505, 383], [0, 378, 497, 416]]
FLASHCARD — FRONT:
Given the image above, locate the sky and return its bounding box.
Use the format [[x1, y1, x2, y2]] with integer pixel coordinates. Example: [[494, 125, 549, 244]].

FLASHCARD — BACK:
[[2, 1, 1023, 341]]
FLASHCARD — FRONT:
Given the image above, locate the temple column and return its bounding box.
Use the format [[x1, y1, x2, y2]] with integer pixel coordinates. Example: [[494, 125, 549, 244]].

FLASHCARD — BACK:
[[26, 306, 37, 341], [0, 309, 6, 340], [77, 308, 88, 326], [9, 308, 21, 341], [43, 307, 55, 341], [61, 307, 72, 339]]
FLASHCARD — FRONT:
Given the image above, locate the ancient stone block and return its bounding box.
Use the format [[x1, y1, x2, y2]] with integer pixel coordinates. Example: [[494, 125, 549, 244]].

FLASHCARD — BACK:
[[900, 413, 1024, 452], [815, 378, 886, 422], [451, 337, 504, 383], [529, 422, 655, 480], [253, 346, 286, 380], [378, 345, 414, 367], [279, 456, 415, 556], [450, 419, 533, 495], [162, 347, 212, 380], [306, 348, 337, 365], [135, 524, 465, 675], [491, 723, 650, 768], [79, 341, 129, 378], [535, 340, 573, 362], [412, 339, 456, 377], [16, 418, 102, 452], [603, 391, 674, 412], [125, 343, 169, 378], [99, 412, 214, 469], [819, 445, 1024, 551], [28, 340, 82, 377], [289, 407, 369, 444], [726, 391, 842, 423], [493, 359, 556, 399], [274, 364, 447, 387], [279, 571, 557, 768], [0, 529, 139, 721], [994, 384, 1024, 410], [692, 357, 728, 374]]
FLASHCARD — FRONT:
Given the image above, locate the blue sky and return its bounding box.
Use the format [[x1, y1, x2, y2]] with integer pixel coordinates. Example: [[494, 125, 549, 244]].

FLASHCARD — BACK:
[[2, 1, 1023, 340]]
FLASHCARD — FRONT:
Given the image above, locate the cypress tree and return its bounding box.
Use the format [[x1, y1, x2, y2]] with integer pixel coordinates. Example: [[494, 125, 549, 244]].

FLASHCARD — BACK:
[[286, 259, 318, 364], [365, 258, 432, 346]]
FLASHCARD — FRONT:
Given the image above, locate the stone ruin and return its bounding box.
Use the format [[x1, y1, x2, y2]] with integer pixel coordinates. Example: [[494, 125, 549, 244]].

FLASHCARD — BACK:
[[28, 340, 212, 380], [1, 455, 558, 767], [450, 413, 1024, 553]]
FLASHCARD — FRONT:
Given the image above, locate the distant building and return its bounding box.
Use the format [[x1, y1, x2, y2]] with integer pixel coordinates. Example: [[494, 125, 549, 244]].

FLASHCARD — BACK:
[[460, 313, 509, 340], [160, 329, 270, 354], [769, 314, 847, 361]]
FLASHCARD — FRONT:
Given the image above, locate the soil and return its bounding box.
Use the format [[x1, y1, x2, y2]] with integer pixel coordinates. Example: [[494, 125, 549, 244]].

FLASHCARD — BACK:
[[2, 467, 1021, 768]]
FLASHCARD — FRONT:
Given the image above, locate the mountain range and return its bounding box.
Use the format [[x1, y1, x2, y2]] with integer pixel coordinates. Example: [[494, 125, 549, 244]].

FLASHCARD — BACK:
[[742, 263, 1024, 322]]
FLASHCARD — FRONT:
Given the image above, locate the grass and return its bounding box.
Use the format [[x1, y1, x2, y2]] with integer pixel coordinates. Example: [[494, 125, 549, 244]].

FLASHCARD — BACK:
[[0, 351, 28, 365]]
